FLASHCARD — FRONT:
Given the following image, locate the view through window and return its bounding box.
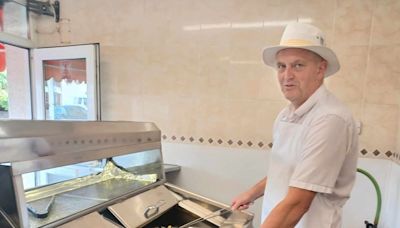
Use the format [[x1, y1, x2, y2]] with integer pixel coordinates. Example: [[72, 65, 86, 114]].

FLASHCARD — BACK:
[[0, 43, 6, 118], [43, 59, 88, 120]]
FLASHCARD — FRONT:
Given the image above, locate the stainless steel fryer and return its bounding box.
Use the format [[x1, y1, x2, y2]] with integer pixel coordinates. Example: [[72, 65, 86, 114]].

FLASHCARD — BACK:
[[0, 120, 253, 228]]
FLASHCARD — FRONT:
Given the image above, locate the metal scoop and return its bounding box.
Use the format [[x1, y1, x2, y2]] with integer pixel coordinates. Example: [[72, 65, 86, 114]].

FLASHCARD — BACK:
[[179, 207, 232, 228]]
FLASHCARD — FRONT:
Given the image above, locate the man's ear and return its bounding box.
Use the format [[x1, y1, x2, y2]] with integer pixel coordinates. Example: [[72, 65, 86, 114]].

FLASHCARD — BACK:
[[317, 60, 328, 78]]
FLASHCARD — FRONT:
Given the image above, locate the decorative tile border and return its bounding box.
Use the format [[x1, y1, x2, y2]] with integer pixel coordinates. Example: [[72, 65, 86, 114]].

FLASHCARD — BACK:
[[162, 134, 269, 149], [162, 134, 399, 165], [392, 152, 400, 165], [353, 148, 395, 162]]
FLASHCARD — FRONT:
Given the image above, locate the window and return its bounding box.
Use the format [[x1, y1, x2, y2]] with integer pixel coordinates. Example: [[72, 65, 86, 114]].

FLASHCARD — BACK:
[[43, 58, 89, 120], [31, 44, 100, 120]]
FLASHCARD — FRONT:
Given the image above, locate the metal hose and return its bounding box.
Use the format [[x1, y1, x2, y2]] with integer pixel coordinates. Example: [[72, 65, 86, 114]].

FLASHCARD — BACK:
[[357, 168, 382, 227]]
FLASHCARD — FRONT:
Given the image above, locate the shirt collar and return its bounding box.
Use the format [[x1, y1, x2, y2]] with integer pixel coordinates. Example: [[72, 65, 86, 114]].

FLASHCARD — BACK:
[[294, 84, 326, 117], [283, 84, 327, 121]]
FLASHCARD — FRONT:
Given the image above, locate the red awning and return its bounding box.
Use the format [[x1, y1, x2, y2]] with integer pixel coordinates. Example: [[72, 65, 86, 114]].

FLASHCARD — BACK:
[[43, 59, 86, 83], [0, 43, 5, 72], [0, 4, 5, 71]]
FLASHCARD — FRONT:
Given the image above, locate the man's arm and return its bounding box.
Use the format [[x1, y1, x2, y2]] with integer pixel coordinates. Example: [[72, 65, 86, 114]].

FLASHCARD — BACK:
[[231, 177, 267, 210], [261, 187, 316, 228]]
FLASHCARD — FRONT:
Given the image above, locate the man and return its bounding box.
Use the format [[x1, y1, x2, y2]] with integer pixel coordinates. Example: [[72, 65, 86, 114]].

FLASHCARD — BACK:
[[231, 22, 359, 228]]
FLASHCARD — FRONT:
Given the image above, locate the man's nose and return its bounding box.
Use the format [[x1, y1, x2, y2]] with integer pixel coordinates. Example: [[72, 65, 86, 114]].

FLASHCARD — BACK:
[[282, 66, 294, 79]]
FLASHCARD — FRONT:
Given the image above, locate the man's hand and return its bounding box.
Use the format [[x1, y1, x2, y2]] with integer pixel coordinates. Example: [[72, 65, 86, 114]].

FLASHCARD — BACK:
[[262, 187, 316, 228], [231, 177, 267, 210], [231, 191, 254, 210]]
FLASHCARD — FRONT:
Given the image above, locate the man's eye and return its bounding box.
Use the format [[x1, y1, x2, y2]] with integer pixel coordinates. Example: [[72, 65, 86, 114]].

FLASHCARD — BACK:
[[294, 63, 304, 69], [277, 64, 285, 69]]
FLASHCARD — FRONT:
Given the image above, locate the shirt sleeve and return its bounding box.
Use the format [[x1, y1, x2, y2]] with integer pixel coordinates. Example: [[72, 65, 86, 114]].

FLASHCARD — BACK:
[[289, 114, 350, 194]]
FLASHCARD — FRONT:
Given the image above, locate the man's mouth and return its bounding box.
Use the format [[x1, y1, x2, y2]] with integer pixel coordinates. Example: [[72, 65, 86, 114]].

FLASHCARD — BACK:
[[284, 84, 295, 88]]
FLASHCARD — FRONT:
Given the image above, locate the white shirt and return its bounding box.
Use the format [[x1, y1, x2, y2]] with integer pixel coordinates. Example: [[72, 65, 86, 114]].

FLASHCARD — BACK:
[[261, 85, 359, 227]]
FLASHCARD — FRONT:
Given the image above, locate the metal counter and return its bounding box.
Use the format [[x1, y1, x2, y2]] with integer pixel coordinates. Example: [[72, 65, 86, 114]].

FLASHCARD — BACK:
[[0, 120, 252, 227]]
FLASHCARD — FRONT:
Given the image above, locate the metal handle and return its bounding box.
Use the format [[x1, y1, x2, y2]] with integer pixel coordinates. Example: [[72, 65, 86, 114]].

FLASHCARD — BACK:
[[144, 205, 159, 218], [143, 200, 165, 219]]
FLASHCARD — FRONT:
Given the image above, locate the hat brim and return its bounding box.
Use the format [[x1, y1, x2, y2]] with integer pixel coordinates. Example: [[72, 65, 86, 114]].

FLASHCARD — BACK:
[[262, 46, 340, 77]]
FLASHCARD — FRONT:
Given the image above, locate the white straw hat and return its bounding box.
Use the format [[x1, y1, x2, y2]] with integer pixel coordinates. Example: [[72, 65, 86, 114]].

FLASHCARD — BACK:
[[262, 22, 340, 77]]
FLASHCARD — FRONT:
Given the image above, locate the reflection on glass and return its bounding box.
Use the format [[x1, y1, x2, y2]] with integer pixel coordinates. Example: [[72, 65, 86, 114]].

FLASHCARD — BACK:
[[22, 160, 104, 190], [43, 59, 88, 120], [113, 150, 162, 171], [112, 149, 162, 182], [22, 149, 162, 227]]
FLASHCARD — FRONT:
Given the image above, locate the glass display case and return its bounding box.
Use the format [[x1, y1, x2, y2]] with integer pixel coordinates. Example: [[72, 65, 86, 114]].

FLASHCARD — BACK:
[[0, 120, 253, 228], [0, 120, 163, 227]]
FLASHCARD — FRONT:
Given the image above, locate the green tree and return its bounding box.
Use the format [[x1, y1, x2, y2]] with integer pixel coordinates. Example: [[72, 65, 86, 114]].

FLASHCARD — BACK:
[[0, 71, 8, 111]]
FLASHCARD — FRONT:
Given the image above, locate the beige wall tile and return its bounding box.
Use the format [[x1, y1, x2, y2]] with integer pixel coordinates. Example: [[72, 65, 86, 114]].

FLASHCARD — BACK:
[[324, 45, 368, 103], [193, 98, 286, 144], [101, 94, 135, 121], [397, 41, 400, 155], [364, 45, 400, 105], [325, 78, 362, 104], [331, 45, 369, 82], [237, 27, 283, 49], [346, 102, 363, 121], [227, 63, 264, 100], [231, 30, 271, 63], [333, 0, 375, 46], [198, 73, 230, 99], [231, 0, 268, 21], [141, 95, 170, 133], [162, 48, 199, 98], [33, 0, 400, 156], [169, 0, 203, 26], [371, 0, 400, 45], [141, 69, 172, 97], [194, 0, 235, 24], [81, 1, 144, 45], [397, 114, 400, 153], [100, 46, 144, 96], [360, 103, 398, 152], [258, 67, 285, 101], [197, 29, 231, 98], [192, 98, 228, 140], [284, 0, 336, 42], [168, 97, 197, 136]]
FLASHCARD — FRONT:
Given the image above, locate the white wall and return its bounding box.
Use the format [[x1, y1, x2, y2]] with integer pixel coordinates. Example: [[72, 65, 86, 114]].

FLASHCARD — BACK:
[[163, 142, 399, 227], [162, 142, 268, 226], [385, 161, 400, 227], [343, 158, 393, 228]]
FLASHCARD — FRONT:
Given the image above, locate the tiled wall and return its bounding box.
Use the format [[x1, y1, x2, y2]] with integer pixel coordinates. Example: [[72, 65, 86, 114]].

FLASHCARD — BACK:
[[33, 0, 400, 164]]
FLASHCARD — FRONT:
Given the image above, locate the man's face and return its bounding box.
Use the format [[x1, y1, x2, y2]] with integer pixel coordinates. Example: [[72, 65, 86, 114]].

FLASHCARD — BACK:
[[275, 48, 327, 109]]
